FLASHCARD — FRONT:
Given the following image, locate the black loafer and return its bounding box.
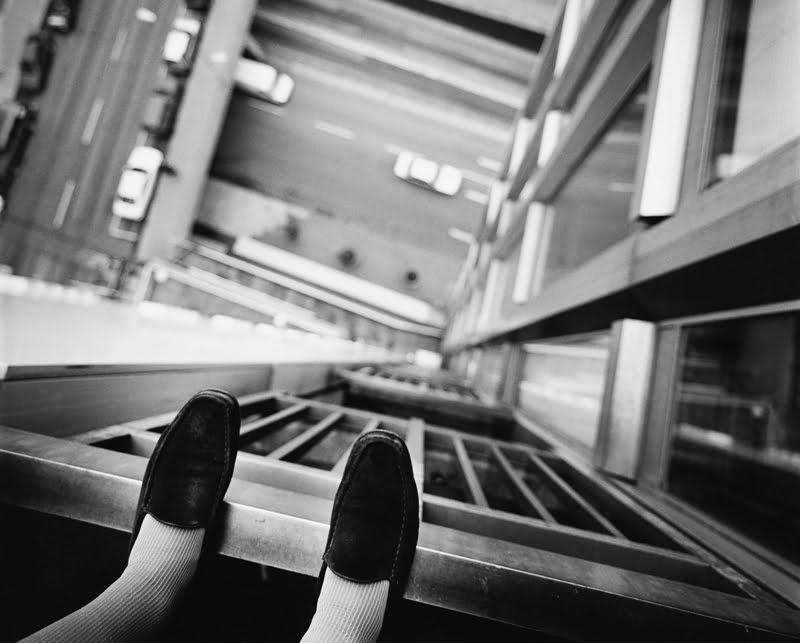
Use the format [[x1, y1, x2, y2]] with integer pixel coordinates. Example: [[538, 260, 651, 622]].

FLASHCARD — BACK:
[[314, 429, 420, 638], [130, 389, 240, 551]]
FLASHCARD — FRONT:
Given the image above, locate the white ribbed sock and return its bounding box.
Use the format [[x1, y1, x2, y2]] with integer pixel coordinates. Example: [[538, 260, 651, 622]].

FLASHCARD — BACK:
[[301, 568, 390, 643], [22, 515, 204, 643]]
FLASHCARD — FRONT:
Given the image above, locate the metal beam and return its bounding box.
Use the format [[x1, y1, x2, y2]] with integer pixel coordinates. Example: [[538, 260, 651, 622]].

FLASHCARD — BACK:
[[5, 427, 800, 638], [240, 403, 309, 440], [529, 452, 626, 538], [406, 418, 426, 506], [491, 444, 555, 521], [267, 412, 344, 461], [452, 436, 489, 507], [332, 418, 380, 474]]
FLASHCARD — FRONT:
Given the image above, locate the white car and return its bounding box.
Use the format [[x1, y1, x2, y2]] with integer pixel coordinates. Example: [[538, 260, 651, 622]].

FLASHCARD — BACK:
[[163, 16, 200, 75], [234, 58, 295, 105], [393, 152, 462, 196], [112, 146, 163, 221]]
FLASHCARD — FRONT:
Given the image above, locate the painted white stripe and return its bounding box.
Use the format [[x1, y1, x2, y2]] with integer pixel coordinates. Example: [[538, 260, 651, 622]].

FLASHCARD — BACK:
[[465, 190, 488, 205], [460, 168, 494, 187], [608, 182, 635, 193], [110, 27, 128, 62], [289, 61, 507, 143], [81, 98, 104, 146], [246, 99, 285, 117], [313, 120, 354, 140], [448, 227, 474, 244], [52, 180, 76, 229], [476, 156, 502, 172], [384, 143, 408, 156]]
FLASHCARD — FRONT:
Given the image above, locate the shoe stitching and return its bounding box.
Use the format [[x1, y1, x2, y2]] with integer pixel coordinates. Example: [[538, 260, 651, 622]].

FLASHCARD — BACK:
[[325, 432, 412, 587], [142, 391, 230, 530]]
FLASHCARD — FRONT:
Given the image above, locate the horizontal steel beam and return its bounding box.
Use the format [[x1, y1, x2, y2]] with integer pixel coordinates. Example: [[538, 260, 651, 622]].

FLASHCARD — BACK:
[[4, 426, 800, 640]]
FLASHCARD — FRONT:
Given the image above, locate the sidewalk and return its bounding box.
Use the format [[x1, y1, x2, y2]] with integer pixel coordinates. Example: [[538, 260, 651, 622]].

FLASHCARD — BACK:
[[136, 0, 258, 260], [0, 0, 50, 101]]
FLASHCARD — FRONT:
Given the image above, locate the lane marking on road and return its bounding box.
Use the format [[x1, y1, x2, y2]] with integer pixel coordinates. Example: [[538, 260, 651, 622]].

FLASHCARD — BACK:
[[81, 98, 105, 146], [460, 168, 494, 187], [246, 99, 285, 117], [111, 27, 128, 62], [52, 180, 76, 229], [384, 143, 408, 156], [313, 120, 354, 140], [477, 156, 502, 173], [465, 190, 488, 205], [449, 227, 474, 244], [288, 61, 508, 143]]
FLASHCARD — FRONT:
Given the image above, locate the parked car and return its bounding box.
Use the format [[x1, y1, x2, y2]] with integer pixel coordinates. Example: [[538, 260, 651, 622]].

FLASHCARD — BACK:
[[112, 146, 164, 221], [142, 93, 178, 139], [19, 31, 55, 94], [392, 152, 462, 196], [0, 101, 36, 216], [162, 16, 201, 76], [234, 58, 295, 105], [45, 0, 81, 33]]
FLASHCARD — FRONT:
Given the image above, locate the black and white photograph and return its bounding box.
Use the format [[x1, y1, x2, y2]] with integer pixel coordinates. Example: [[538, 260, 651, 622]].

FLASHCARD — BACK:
[[1, 0, 799, 640]]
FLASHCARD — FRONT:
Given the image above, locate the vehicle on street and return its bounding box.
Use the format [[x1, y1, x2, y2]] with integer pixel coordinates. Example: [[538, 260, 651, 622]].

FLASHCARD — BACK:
[[19, 31, 55, 94], [0, 101, 36, 217], [392, 152, 462, 196], [142, 92, 179, 139], [234, 58, 295, 105], [45, 0, 81, 33], [112, 146, 164, 221], [162, 16, 201, 76]]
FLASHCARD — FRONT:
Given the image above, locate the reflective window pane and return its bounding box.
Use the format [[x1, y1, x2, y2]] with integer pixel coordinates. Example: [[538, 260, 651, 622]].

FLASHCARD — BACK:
[[539, 75, 649, 289], [667, 313, 800, 564], [707, 0, 800, 184], [518, 332, 610, 451]]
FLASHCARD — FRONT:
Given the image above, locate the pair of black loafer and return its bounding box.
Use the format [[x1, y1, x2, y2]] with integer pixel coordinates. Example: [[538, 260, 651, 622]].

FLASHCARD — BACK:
[[132, 389, 419, 636]]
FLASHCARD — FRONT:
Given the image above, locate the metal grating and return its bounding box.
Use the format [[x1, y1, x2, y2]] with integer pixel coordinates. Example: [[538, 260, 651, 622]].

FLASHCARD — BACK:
[[4, 386, 800, 639]]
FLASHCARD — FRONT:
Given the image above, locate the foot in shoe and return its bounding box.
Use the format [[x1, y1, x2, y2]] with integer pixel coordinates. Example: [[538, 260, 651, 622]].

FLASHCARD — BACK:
[[303, 430, 420, 643]]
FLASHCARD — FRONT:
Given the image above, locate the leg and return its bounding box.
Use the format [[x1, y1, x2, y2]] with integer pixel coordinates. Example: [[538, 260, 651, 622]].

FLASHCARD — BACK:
[[302, 430, 419, 643], [21, 390, 241, 642], [22, 516, 203, 642]]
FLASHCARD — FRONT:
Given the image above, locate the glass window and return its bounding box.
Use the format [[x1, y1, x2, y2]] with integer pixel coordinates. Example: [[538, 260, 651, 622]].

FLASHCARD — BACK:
[[539, 75, 650, 289], [667, 312, 800, 564], [707, 0, 800, 184], [518, 333, 610, 450]]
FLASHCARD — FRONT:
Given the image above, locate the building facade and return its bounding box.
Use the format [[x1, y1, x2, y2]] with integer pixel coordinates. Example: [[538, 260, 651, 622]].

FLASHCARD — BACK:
[[445, 0, 800, 601]]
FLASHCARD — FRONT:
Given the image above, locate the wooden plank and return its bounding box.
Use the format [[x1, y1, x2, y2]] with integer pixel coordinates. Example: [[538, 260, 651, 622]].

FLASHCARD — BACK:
[[452, 436, 489, 507], [529, 452, 626, 538], [331, 418, 380, 474], [267, 411, 343, 461], [240, 403, 309, 440], [491, 444, 555, 522]]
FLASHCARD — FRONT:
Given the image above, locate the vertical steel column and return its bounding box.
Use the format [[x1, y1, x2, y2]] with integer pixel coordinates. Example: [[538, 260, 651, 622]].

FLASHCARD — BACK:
[[594, 319, 656, 479]]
